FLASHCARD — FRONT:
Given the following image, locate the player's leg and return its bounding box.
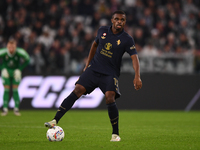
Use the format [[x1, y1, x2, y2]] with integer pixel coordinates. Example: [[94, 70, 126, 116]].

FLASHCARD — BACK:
[[1, 85, 10, 116], [99, 75, 121, 141], [13, 69, 22, 116], [12, 85, 21, 116], [105, 91, 121, 141], [54, 84, 86, 123], [44, 68, 97, 128], [44, 84, 86, 128], [1, 69, 10, 116]]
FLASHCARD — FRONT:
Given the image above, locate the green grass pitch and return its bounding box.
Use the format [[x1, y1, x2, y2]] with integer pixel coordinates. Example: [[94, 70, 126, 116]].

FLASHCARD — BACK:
[[0, 110, 199, 150]]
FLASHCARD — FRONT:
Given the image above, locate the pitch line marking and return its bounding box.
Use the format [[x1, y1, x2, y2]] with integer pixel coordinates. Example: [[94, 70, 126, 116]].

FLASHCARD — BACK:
[[185, 89, 200, 112]]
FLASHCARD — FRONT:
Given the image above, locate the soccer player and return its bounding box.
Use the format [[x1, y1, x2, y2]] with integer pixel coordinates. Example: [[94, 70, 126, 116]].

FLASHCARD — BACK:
[[44, 10, 142, 141], [0, 39, 30, 116]]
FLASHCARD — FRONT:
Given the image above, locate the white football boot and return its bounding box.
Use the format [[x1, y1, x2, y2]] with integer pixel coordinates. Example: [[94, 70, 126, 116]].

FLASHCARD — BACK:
[[13, 108, 21, 116], [110, 134, 121, 142], [1, 108, 8, 116], [44, 119, 57, 128]]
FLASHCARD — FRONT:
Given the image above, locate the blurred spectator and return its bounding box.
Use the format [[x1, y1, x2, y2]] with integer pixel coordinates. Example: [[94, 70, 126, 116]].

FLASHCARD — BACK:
[[137, 18, 151, 40], [95, 0, 109, 15], [30, 44, 45, 74], [178, 17, 193, 38], [109, 0, 120, 13], [82, 30, 93, 57], [37, 27, 54, 50], [134, 0, 145, 19], [177, 33, 192, 54], [14, 31, 24, 47], [42, 19, 57, 38], [140, 40, 159, 57], [183, 0, 199, 15], [3, 20, 17, 40], [163, 33, 177, 53], [91, 11, 101, 29], [0, 0, 199, 74], [150, 29, 163, 51], [26, 31, 38, 55], [155, 21, 165, 38], [56, 47, 70, 74], [37, 11, 47, 25], [32, 21, 43, 36], [143, 8, 154, 29], [62, 7, 72, 23], [134, 28, 146, 48], [47, 3, 61, 22], [55, 27, 69, 46], [79, 0, 94, 16], [62, 42, 71, 74], [165, 20, 178, 36], [49, 39, 61, 54], [46, 50, 57, 74], [68, 0, 80, 15]]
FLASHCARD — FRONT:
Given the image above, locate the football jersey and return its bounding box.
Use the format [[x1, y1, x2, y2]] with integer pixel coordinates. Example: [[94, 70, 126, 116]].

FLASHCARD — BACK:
[[89, 26, 137, 77], [0, 47, 30, 70]]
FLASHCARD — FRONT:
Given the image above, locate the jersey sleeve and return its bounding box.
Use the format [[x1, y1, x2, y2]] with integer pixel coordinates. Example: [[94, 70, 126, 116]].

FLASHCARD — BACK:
[[0, 48, 7, 70], [0, 48, 7, 57], [17, 48, 30, 60], [125, 37, 137, 56]]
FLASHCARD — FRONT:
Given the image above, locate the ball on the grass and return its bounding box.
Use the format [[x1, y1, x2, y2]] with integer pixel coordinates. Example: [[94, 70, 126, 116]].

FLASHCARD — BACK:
[[46, 126, 64, 141]]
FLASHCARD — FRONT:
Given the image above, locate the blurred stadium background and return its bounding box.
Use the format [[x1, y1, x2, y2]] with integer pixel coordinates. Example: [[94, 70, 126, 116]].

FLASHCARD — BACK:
[[0, 0, 200, 110]]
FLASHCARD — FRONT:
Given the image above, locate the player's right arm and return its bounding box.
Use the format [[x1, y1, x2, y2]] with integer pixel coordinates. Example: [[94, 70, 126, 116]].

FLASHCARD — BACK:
[[83, 41, 98, 71], [0, 48, 7, 70]]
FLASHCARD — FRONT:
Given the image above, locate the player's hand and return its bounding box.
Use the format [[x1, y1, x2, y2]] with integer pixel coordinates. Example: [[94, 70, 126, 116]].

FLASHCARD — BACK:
[[83, 66, 87, 72], [133, 78, 142, 91], [1, 68, 9, 78], [83, 64, 90, 72], [14, 69, 22, 82]]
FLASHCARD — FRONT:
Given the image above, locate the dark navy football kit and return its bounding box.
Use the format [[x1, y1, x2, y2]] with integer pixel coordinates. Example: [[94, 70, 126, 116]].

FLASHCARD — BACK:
[[76, 26, 137, 98]]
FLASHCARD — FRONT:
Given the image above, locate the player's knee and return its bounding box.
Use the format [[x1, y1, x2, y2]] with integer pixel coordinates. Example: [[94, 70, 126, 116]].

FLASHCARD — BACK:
[[73, 84, 86, 98], [12, 85, 19, 89], [3, 85, 10, 89], [105, 97, 115, 104], [105, 92, 116, 104]]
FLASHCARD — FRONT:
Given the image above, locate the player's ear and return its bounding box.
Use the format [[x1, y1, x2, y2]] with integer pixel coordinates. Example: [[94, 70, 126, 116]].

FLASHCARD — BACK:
[[111, 18, 114, 24]]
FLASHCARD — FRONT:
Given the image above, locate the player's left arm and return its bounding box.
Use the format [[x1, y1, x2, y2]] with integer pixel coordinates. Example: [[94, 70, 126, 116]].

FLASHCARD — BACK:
[[125, 37, 142, 90], [18, 48, 30, 70], [131, 54, 142, 90]]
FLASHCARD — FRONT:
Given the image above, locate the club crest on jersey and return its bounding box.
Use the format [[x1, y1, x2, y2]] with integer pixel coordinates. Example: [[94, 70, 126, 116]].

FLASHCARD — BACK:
[[117, 40, 121, 45], [130, 45, 136, 50], [104, 43, 112, 50], [101, 33, 106, 39]]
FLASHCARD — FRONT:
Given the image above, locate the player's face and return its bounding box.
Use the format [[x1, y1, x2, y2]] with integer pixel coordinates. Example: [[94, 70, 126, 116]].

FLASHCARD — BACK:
[[111, 14, 126, 31], [7, 43, 17, 54]]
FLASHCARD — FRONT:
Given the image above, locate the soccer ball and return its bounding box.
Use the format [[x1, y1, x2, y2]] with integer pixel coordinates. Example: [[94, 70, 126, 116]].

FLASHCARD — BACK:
[[46, 126, 65, 141]]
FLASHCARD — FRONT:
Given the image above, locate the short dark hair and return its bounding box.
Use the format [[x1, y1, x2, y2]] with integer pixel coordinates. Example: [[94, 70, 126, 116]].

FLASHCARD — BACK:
[[112, 10, 126, 18], [8, 38, 17, 44]]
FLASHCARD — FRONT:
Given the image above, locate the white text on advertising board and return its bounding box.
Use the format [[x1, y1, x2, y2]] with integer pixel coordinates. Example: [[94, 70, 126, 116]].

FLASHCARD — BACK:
[[0, 76, 104, 108]]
